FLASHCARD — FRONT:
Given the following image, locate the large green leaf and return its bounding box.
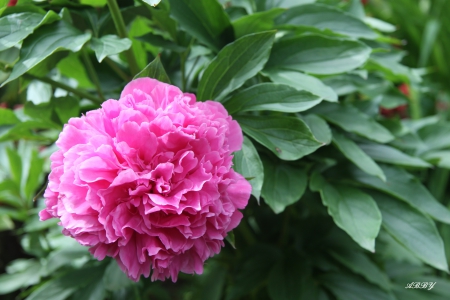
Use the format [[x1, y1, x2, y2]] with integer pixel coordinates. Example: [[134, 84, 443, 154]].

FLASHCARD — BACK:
[[198, 31, 275, 101], [311, 174, 381, 252], [2, 21, 91, 86], [332, 131, 386, 181], [275, 3, 377, 39], [167, 0, 232, 52], [350, 165, 450, 224], [359, 143, 431, 168], [329, 250, 391, 291], [372, 192, 448, 272], [224, 83, 322, 114], [236, 115, 324, 161], [90, 35, 131, 62], [233, 137, 264, 200], [320, 272, 396, 300], [0, 108, 19, 125], [232, 8, 284, 38], [134, 55, 171, 83], [418, 123, 450, 153], [27, 265, 106, 300], [301, 114, 332, 145], [311, 103, 394, 143], [0, 11, 60, 51], [263, 69, 337, 102], [265, 34, 371, 75], [261, 157, 307, 213], [0, 259, 42, 295]]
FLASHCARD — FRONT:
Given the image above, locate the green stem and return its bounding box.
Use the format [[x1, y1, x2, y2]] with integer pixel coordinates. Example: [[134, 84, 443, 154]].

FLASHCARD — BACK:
[[81, 49, 105, 101], [106, 0, 140, 76], [104, 57, 131, 82], [409, 85, 422, 119], [180, 53, 187, 91], [26, 74, 103, 105]]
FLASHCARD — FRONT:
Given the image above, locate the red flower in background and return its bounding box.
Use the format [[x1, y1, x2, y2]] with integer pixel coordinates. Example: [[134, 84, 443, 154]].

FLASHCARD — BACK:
[[379, 83, 410, 119], [361, 0, 369, 5], [7, 0, 18, 6]]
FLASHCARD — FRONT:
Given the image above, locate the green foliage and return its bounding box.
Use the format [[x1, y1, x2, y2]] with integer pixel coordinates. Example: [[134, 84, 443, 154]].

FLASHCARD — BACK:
[[1, 0, 450, 299]]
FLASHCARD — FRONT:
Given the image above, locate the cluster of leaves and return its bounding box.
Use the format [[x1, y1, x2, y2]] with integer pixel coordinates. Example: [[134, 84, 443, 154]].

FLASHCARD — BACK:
[[1, 0, 450, 299]]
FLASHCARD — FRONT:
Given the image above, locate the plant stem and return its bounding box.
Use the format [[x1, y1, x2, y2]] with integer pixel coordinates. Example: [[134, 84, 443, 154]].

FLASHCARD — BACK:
[[26, 74, 103, 105], [81, 49, 105, 101], [409, 84, 422, 119], [106, 0, 140, 76], [104, 57, 131, 82]]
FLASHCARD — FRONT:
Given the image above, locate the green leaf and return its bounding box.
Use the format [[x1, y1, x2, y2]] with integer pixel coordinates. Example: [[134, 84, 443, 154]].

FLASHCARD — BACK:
[[236, 115, 324, 161], [57, 52, 94, 89], [263, 69, 338, 102], [261, 157, 307, 213], [134, 55, 171, 84], [103, 260, 131, 292], [359, 143, 431, 168], [372, 192, 448, 272], [27, 80, 52, 104], [418, 123, 450, 153], [90, 35, 131, 62], [233, 137, 264, 200], [54, 96, 79, 124], [423, 150, 450, 169], [0, 214, 14, 231], [198, 31, 275, 101], [167, 0, 232, 52], [365, 52, 421, 83], [0, 11, 60, 51], [275, 3, 377, 39], [364, 17, 396, 33], [320, 272, 396, 300], [1, 21, 91, 86], [0, 108, 19, 125], [27, 265, 106, 300], [265, 34, 371, 75], [0, 259, 42, 295], [311, 102, 394, 143], [300, 114, 332, 145], [224, 83, 322, 114], [311, 174, 381, 252], [232, 8, 284, 39], [332, 131, 386, 181], [192, 261, 227, 300], [350, 164, 450, 224], [329, 250, 391, 291]]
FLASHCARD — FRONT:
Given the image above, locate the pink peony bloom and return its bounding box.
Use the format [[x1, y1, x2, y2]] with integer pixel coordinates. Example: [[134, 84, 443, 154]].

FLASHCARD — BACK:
[[40, 78, 251, 282]]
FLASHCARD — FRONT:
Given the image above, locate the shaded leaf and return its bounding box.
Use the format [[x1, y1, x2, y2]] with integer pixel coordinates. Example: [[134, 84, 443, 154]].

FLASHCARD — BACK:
[[332, 131, 386, 181], [372, 191, 448, 272], [311, 102, 394, 143], [350, 164, 450, 224], [261, 157, 307, 213]]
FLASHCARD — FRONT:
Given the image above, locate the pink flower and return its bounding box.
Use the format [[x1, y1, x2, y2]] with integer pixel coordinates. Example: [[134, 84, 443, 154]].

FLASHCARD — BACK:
[[40, 78, 251, 282]]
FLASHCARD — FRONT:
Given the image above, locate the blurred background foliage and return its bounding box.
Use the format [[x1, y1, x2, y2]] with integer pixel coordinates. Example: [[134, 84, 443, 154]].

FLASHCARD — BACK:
[[2, 0, 450, 299]]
